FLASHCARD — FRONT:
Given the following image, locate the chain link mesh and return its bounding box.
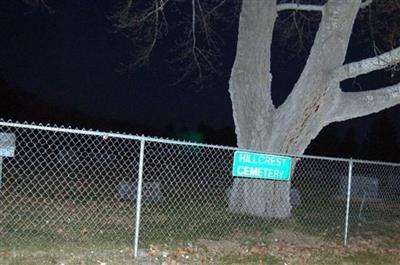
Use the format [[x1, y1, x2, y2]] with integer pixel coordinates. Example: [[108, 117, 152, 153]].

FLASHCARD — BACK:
[[140, 142, 350, 245], [0, 124, 141, 261], [0, 121, 399, 263], [348, 162, 400, 239]]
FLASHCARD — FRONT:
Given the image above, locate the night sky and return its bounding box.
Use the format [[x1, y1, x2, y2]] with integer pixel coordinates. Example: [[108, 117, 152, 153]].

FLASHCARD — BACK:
[[0, 1, 236, 129], [0, 1, 399, 160]]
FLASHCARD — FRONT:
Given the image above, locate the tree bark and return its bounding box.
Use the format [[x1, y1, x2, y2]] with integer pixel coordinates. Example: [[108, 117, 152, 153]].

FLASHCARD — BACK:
[[228, 0, 363, 218], [228, 0, 291, 218]]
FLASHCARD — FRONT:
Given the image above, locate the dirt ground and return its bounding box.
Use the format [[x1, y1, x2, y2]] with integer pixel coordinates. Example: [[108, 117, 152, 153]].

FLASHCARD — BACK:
[[134, 229, 400, 265], [1, 227, 400, 264]]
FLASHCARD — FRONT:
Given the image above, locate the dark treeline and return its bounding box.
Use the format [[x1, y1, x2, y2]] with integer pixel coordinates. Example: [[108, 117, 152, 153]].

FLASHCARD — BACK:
[[1, 79, 399, 162], [0, 79, 164, 136], [306, 111, 400, 163], [0, 79, 237, 145]]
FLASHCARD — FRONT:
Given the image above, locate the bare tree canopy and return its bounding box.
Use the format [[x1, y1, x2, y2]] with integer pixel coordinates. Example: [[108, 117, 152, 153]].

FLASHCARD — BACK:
[[112, 0, 240, 83], [112, 0, 400, 82]]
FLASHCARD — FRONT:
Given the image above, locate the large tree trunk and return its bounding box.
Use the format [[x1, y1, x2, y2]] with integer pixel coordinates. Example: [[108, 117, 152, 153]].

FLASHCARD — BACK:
[[228, 0, 363, 218]]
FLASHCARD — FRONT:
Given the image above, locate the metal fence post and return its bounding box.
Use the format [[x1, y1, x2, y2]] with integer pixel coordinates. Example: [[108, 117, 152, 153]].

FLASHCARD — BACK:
[[133, 139, 145, 258], [344, 158, 353, 246]]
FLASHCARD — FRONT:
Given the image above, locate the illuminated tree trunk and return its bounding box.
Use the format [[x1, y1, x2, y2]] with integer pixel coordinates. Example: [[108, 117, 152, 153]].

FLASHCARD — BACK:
[[228, 0, 400, 218]]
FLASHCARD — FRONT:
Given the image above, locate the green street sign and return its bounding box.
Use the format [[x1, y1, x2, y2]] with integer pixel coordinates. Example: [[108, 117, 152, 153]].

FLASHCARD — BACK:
[[232, 151, 292, 181]]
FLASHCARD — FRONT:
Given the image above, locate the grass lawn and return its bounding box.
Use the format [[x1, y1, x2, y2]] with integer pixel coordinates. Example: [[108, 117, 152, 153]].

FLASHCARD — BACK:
[[218, 252, 400, 265], [1, 197, 399, 264]]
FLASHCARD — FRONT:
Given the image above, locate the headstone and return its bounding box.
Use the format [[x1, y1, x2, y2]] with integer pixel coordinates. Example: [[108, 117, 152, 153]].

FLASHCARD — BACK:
[[0, 133, 16, 190], [58, 150, 80, 165], [339, 175, 379, 200], [117, 180, 163, 202], [0, 133, 16, 157], [290, 187, 302, 208]]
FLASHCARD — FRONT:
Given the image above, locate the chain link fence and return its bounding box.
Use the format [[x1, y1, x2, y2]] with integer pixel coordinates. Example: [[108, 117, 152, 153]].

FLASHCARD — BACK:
[[0, 121, 399, 262]]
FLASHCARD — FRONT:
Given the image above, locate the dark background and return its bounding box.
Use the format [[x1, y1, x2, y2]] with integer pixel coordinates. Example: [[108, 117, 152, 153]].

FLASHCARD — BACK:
[[0, 1, 399, 162]]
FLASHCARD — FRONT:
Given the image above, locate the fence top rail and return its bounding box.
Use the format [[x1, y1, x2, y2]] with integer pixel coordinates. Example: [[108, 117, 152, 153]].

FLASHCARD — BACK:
[[0, 120, 399, 167]]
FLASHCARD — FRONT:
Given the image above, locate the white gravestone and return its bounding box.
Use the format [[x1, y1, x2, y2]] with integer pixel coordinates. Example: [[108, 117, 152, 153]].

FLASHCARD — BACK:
[[0, 133, 16, 189], [117, 180, 163, 202]]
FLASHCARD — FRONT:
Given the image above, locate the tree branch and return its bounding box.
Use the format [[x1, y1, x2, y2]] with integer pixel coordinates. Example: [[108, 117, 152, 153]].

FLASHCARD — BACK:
[[276, 3, 324, 13], [114, 0, 170, 28], [191, 0, 203, 80], [360, 0, 374, 9], [229, 1, 277, 148], [281, 0, 361, 113], [334, 83, 400, 122], [112, 0, 231, 83], [206, 0, 227, 15], [335, 46, 400, 81]]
